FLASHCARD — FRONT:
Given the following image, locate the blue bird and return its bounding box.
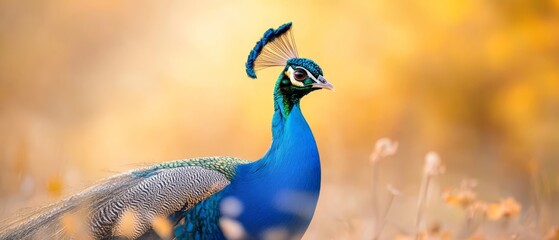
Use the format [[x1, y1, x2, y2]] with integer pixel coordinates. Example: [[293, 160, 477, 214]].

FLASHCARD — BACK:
[[0, 22, 333, 240]]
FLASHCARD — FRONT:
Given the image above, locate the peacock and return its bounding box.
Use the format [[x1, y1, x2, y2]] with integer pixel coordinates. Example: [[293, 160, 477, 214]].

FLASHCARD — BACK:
[[0, 22, 333, 240]]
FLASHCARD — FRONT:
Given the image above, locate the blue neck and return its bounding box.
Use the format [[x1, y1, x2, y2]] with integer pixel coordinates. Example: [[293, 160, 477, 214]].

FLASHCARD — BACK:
[[258, 81, 299, 164], [225, 84, 321, 238]]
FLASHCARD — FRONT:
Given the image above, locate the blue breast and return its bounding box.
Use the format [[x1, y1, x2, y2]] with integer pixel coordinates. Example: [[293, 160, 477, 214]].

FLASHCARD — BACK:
[[224, 105, 321, 239], [174, 105, 321, 239]]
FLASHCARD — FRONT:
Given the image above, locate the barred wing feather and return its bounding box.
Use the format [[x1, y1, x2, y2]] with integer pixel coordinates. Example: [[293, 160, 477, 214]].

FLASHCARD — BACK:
[[0, 162, 233, 239]]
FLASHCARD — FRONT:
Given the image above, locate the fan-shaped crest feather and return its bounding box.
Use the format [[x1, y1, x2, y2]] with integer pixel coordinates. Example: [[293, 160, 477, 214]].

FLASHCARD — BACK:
[[245, 22, 299, 78]]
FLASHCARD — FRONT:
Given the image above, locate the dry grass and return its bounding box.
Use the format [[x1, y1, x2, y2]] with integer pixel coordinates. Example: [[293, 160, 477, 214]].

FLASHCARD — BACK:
[[330, 138, 555, 240], [0, 139, 555, 240]]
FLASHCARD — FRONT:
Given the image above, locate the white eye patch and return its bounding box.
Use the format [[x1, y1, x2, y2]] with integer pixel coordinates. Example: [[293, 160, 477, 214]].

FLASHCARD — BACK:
[[287, 66, 320, 87], [287, 67, 304, 87]]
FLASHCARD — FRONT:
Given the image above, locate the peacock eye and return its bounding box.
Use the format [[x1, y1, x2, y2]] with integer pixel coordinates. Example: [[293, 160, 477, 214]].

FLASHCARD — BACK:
[[293, 69, 307, 81]]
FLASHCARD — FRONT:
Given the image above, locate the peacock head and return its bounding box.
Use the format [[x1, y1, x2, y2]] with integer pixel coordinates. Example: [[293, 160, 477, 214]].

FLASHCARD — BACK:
[[245, 23, 334, 100]]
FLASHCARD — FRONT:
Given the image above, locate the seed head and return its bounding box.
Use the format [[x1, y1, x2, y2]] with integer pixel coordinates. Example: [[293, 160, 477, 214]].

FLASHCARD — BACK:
[[370, 138, 398, 163], [423, 151, 445, 176]]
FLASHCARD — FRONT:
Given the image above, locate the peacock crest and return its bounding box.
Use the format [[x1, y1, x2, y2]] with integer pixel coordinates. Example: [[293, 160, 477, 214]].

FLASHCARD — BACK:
[[245, 22, 299, 78]]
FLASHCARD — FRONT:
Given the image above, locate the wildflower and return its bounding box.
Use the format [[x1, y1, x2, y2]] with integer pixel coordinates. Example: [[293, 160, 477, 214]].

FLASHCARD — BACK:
[[486, 197, 521, 221], [427, 222, 452, 240], [443, 189, 476, 208], [442, 179, 478, 208], [416, 151, 445, 236], [369, 138, 398, 163], [423, 151, 445, 176], [428, 222, 441, 235]]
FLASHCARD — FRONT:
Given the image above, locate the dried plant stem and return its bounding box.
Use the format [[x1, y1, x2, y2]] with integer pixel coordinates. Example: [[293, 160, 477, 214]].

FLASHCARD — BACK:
[[415, 151, 444, 239], [415, 174, 431, 239], [532, 171, 551, 234], [459, 206, 486, 239], [458, 217, 472, 238], [369, 138, 399, 240], [372, 162, 380, 239], [458, 212, 483, 239], [376, 188, 397, 239], [501, 218, 510, 233]]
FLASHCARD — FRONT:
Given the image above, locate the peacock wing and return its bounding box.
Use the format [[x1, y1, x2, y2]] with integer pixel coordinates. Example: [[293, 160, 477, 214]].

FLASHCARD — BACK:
[[0, 156, 245, 240], [90, 165, 231, 239]]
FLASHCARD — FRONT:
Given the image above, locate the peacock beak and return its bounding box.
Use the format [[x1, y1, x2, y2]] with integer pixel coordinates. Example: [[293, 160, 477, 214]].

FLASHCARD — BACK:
[[311, 75, 335, 91]]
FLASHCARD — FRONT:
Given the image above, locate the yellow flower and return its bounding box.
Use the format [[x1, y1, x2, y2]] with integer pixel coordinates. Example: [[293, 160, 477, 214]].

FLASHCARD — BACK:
[[486, 197, 521, 221], [442, 188, 476, 208], [486, 203, 503, 220], [500, 197, 521, 219], [442, 179, 478, 208]]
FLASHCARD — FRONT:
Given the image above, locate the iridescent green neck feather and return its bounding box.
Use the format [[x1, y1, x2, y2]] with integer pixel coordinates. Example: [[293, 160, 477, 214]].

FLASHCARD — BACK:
[[274, 71, 302, 119]]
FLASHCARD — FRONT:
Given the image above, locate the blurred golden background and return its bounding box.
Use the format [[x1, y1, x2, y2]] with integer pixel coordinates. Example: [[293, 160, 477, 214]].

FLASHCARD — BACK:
[[1, 0, 558, 239]]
